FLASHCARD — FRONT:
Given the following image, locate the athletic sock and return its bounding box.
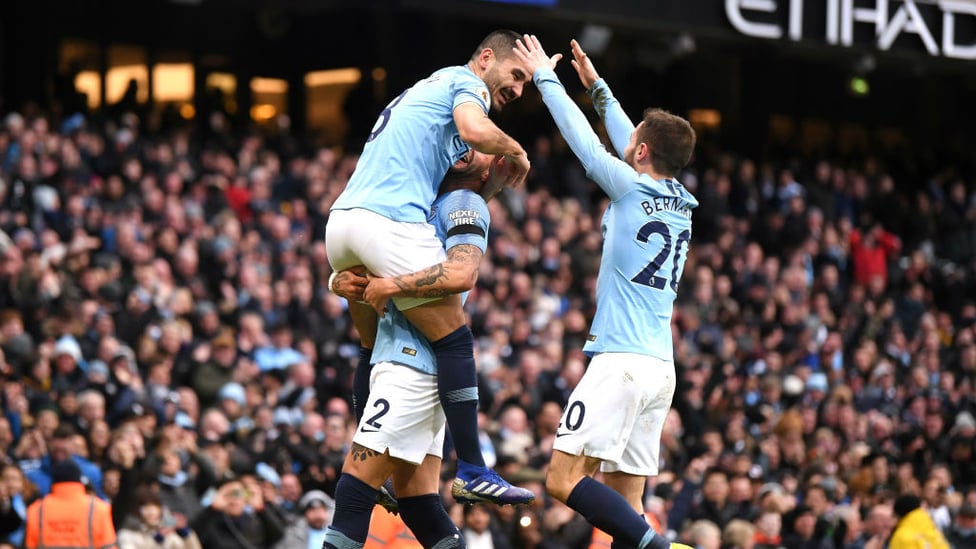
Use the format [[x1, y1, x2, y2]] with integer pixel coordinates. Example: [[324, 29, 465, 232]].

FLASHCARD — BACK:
[[398, 494, 465, 549], [323, 473, 378, 549], [566, 477, 668, 549], [431, 326, 486, 477], [352, 346, 373, 422]]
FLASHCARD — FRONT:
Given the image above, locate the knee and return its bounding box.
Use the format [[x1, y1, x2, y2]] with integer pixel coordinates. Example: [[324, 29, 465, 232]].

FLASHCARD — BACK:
[[545, 468, 575, 503]]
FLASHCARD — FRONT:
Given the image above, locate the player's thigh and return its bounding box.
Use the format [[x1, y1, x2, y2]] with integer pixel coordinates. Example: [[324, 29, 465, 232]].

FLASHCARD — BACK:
[[348, 301, 378, 348], [326, 209, 446, 283], [553, 353, 673, 468], [392, 454, 442, 498], [353, 362, 446, 466], [341, 443, 397, 489], [601, 356, 676, 477], [401, 294, 466, 342]]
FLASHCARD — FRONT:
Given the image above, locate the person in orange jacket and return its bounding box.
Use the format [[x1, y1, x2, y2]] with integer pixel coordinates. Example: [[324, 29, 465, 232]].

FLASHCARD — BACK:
[[24, 459, 118, 549]]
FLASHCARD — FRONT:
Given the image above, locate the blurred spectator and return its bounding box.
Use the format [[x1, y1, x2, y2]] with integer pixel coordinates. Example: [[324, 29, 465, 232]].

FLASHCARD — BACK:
[[117, 489, 202, 549], [722, 518, 756, 549], [462, 503, 512, 549], [273, 489, 333, 549], [682, 519, 721, 549], [946, 501, 976, 548], [190, 476, 284, 549]]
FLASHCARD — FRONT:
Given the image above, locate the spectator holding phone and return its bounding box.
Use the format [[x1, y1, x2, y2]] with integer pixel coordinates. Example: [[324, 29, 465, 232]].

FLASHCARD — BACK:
[[191, 476, 284, 549]]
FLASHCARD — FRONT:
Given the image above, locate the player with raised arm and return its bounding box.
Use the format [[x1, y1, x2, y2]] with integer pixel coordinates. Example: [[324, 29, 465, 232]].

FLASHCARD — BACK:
[[512, 35, 696, 549], [324, 151, 514, 549], [326, 30, 535, 506]]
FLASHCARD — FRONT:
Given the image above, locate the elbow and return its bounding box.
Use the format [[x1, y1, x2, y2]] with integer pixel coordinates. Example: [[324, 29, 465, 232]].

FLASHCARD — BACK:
[[448, 269, 478, 294]]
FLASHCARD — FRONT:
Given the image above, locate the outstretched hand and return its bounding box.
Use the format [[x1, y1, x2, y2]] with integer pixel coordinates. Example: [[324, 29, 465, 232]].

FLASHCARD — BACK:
[[570, 39, 600, 90], [512, 34, 563, 77]]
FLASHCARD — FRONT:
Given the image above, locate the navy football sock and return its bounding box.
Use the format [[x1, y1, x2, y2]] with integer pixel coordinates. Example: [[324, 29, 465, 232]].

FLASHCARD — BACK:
[[398, 494, 465, 549], [431, 326, 486, 474], [323, 473, 378, 549], [566, 477, 667, 549], [352, 347, 373, 422]]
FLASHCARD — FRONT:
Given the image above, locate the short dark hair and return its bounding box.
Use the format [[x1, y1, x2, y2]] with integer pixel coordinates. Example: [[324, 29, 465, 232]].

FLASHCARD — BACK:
[[53, 424, 77, 440], [637, 108, 696, 177], [471, 30, 522, 62]]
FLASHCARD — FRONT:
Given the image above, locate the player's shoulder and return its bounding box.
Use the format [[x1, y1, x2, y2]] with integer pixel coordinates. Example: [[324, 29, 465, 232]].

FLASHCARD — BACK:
[[436, 188, 488, 212]]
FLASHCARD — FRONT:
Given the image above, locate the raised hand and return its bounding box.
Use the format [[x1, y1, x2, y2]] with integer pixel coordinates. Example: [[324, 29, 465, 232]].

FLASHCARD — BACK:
[[482, 155, 512, 200], [570, 39, 600, 90], [503, 150, 531, 189], [512, 34, 563, 77]]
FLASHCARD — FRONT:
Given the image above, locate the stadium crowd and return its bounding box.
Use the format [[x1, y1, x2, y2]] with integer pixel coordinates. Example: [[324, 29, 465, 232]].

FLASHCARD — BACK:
[[0, 95, 973, 549]]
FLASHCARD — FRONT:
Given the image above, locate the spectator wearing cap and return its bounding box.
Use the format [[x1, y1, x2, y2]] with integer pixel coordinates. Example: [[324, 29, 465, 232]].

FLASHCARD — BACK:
[[24, 459, 117, 549], [51, 335, 87, 395], [888, 495, 949, 549], [947, 502, 976, 548], [273, 489, 333, 549], [215, 382, 255, 436]]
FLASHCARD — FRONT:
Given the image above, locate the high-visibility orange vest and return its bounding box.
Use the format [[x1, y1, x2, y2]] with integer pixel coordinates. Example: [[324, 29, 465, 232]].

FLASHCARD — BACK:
[[25, 482, 118, 549], [589, 528, 612, 549], [363, 505, 420, 549]]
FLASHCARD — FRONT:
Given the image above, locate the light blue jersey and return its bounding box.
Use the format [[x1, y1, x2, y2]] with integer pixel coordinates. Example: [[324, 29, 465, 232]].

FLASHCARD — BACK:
[[371, 189, 491, 374], [533, 68, 698, 360], [331, 66, 491, 223]]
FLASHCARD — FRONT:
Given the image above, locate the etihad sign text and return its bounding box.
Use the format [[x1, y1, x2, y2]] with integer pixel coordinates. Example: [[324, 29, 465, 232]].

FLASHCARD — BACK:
[[726, 0, 976, 60]]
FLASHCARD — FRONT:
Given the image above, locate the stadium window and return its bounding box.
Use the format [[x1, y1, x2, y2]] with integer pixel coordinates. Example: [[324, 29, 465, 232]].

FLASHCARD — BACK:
[[60, 39, 99, 109], [305, 68, 362, 144], [688, 109, 721, 132], [74, 72, 102, 110], [106, 45, 149, 106], [250, 77, 287, 125], [152, 63, 194, 103], [205, 73, 238, 114]]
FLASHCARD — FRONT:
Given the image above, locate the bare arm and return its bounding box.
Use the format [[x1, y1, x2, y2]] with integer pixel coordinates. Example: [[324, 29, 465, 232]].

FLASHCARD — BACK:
[[363, 244, 484, 314], [454, 103, 530, 187]]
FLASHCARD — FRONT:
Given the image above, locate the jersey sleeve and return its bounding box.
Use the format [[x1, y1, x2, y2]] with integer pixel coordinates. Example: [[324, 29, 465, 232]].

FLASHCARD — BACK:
[[437, 190, 491, 253], [532, 68, 638, 201], [588, 78, 634, 160], [453, 71, 491, 114]]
